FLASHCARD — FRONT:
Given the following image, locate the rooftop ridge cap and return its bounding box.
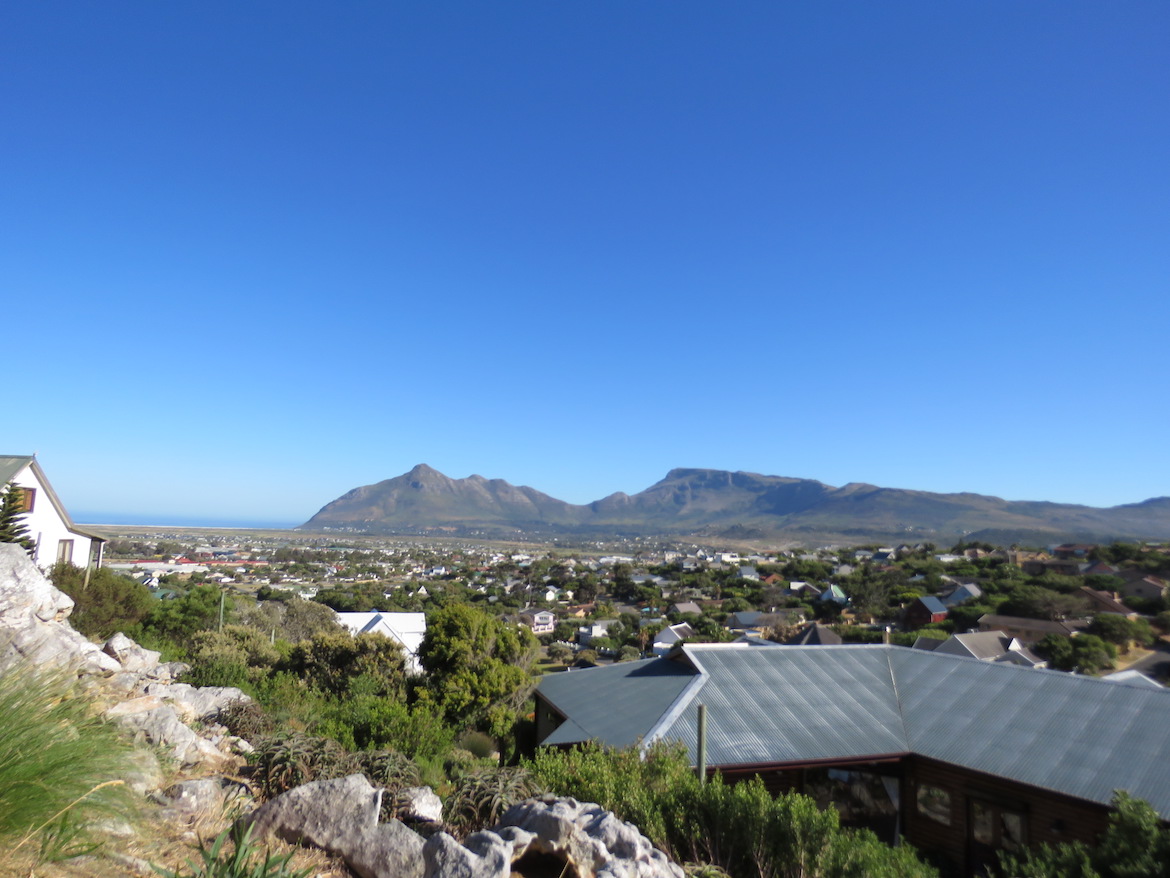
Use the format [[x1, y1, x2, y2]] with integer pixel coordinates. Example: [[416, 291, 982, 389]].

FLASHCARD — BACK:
[[640, 671, 706, 757], [885, 646, 913, 750]]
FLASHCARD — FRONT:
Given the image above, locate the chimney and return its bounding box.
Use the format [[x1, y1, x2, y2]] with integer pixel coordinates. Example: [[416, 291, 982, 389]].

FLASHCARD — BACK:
[[883, 626, 891, 645]]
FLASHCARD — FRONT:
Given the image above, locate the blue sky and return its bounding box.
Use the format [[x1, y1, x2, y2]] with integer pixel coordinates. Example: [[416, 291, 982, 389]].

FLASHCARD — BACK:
[[5, 2, 1168, 525]]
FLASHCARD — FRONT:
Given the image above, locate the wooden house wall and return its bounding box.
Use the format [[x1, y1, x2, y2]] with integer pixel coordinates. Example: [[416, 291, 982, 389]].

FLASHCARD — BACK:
[[902, 755, 1111, 873]]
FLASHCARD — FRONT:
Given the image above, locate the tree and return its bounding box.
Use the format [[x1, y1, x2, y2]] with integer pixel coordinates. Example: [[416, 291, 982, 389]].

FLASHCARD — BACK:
[[283, 630, 406, 699], [547, 643, 573, 664], [1002, 791, 1170, 878], [999, 585, 1089, 621], [138, 584, 229, 645], [1035, 633, 1116, 674], [1090, 615, 1154, 654], [0, 483, 34, 556], [417, 604, 539, 738], [49, 562, 153, 639]]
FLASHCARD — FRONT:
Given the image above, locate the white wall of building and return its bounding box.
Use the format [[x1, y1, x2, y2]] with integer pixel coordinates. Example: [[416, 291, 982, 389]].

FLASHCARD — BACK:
[[8, 463, 100, 570]]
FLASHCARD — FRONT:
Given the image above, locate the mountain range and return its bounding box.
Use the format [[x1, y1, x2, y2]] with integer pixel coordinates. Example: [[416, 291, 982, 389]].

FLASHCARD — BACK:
[[300, 465, 1170, 546]]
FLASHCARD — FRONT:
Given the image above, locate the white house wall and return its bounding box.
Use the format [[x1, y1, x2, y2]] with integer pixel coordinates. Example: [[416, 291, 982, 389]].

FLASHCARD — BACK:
[[8, 465, 97, 570]]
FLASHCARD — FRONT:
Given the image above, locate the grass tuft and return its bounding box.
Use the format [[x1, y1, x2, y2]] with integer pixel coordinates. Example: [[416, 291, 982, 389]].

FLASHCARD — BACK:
[[0, 662, 138, 859]]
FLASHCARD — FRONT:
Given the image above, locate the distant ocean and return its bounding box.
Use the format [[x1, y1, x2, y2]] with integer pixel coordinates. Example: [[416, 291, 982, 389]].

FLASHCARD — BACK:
[[75, 512, 301, 530]]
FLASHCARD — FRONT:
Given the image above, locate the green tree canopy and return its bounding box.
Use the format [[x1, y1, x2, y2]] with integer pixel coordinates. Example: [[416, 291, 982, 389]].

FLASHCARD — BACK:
[[0, 484, 34, 556], [418, 604, 538, 738], [1002, 791, 1170, 878], [49, 562, 154, 639]]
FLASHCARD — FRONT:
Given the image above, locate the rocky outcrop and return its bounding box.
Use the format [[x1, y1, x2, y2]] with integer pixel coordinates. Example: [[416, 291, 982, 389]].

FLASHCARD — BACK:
[[241, 774, 682, 878], [0, 544, 121, 674], [497, 797, 685, 878], [0, 543, 250, 775], [242, 774, 426, 878]]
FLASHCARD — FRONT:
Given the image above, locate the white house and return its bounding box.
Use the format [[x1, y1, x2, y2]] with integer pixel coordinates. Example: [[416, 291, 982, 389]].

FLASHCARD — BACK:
[[335, 611, 428, 674], [0, 455, 105, 571], [652, 622, 694, 656], [518, 608, 557, 635]]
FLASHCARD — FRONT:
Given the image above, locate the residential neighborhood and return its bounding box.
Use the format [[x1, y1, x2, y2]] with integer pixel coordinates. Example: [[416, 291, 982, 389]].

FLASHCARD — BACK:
[[4, 454, 1170, 876]]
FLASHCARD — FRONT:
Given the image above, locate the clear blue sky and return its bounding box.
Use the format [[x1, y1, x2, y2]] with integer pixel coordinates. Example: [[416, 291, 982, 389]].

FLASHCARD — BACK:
[[5, 2, 1168, 525]]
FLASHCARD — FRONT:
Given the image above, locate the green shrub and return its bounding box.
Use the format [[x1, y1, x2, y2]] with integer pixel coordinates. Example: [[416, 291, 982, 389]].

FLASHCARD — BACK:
[[527, 743, 938, 878], [446, 766, 542, 831], [457, 731, 495, 759], [49, 561, 154, 639], [1000, 791, 1170, 878], [249, 732, 359, 800], [0, 664, 138, 859]]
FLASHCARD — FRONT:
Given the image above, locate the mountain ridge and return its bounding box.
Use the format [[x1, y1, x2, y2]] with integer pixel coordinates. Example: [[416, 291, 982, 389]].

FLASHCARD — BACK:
[[301, 464, 1170, 544]]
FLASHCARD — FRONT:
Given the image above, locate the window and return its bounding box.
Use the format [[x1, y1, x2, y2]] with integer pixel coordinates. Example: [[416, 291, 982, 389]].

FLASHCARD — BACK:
[[916, 784, 952, 826], [56, 540, 74, 564], [14, 487, 35, 512]]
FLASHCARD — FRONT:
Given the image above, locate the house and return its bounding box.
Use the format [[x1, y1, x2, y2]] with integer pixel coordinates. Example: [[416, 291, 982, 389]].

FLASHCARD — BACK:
[[534, 642, 1170, 876], [819, 584, 849, 605], [904, 596, 948, 628], [1053, 544, 1096, 560], [977, 613, 1088, 645], [652, 622, 694, 656], [785, 581, 823, 599], [725, 609, 805, 635], [335, 611, 427, 673], [669, 601, 703, 617], [1078, 586, 1137, 618], [1118, 571, 1169, 603], [783, 623, 843, 646], [939, 582, 982, 608], [518, 608, 557, 635], [577, 619, 621, 647], [0, 455, 105, 571], [724, 610, 764, 631], [737, 566, 759, 581], [912, 631, 1045, 668]]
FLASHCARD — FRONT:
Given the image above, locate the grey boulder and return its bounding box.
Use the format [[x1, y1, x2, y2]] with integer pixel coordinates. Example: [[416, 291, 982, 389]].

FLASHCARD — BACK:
[[242, 774, 425, 878]]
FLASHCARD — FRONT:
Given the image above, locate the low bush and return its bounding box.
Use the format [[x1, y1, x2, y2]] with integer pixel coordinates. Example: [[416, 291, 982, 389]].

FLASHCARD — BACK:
[[446, 766, 543, 832], [528, 742, 937, 878]]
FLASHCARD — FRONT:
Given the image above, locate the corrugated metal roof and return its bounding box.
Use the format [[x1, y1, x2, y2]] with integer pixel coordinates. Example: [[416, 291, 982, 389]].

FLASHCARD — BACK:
[[890, 648, 1170, 816], [536, 643, 1170, 816], [539, 656, 696, 749], [665, 647, 907, 767]]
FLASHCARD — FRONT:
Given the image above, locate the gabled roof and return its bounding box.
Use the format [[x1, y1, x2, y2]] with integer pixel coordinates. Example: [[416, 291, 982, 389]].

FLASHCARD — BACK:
[[335, 611, 427, 668], [785, 623, 843, 646], [915, 595, 948, 616], [536, 643, 1170, 817], [0, 455, 105, 541], [540, 656, 697, 749]]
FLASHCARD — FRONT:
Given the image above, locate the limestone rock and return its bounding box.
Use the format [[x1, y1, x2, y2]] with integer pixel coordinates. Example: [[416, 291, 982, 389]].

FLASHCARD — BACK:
[[143, 681, 248, 722], [242, 774, 425, 878], [103, 631, 161, 671], [114, 703, 229, 768], [0, 543, 73, 622], [400, 786, 444, 823], [497, 797, 684, 878], [423, 830, 510, 878], [123, 747, 166, 796], [0, 544, 121, 675]]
